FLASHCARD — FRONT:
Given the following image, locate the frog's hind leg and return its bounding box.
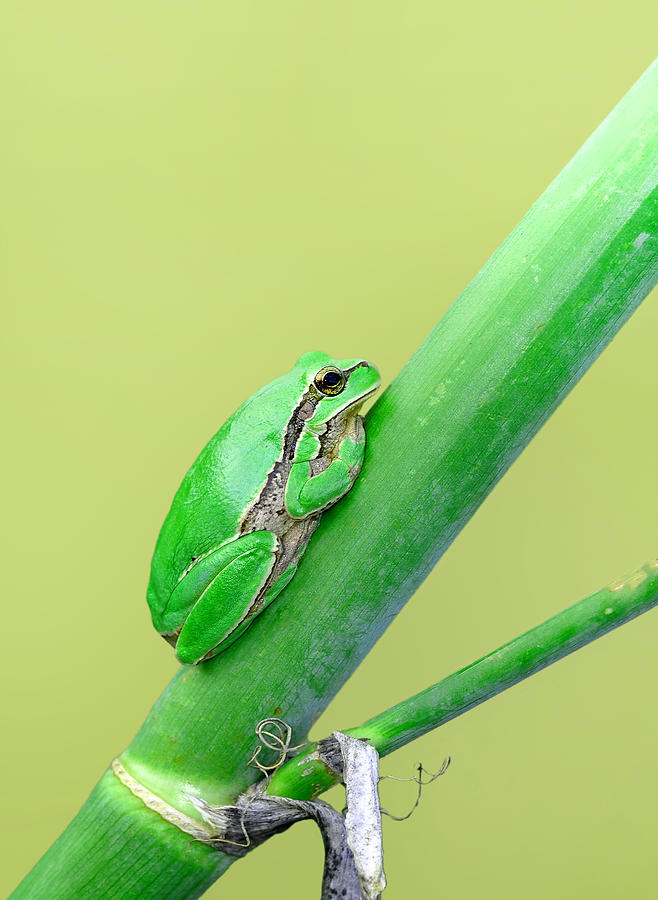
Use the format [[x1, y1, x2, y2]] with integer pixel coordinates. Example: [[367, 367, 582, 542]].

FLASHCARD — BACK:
[[208, 560, 299, 656], [174, 531, 279, 665]]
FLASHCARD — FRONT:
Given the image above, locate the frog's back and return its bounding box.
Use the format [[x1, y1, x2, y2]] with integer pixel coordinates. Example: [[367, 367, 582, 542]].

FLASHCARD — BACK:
[[148, 368, 308, 609]]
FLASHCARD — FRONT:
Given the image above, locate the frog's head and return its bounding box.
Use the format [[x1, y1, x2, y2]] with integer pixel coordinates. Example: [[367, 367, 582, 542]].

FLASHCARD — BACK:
[[295, 351, 381, 429]]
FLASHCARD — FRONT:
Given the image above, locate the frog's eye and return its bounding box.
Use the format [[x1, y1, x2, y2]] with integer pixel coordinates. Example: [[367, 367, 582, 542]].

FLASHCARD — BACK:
[[314, 366, 346, 396]]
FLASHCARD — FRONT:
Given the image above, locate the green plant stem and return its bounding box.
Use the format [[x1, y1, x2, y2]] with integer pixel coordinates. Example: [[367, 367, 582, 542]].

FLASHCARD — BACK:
[[11, 61, 658, 900], [269, 559, 658, 799]]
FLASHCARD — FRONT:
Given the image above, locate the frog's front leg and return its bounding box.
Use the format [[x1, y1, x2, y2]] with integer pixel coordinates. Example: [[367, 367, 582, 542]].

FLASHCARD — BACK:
[[285, 428, 366, 518], [165, 531, 280, 664]]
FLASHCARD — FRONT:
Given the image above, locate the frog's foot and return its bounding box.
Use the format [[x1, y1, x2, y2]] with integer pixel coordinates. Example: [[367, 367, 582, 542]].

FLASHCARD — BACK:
[[171, 531, 280, 665]]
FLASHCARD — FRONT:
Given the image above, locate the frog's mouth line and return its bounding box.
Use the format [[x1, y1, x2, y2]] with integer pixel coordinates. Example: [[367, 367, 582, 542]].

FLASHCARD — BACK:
[[342, 360, 382, 409], [349, 384, 379, 408]]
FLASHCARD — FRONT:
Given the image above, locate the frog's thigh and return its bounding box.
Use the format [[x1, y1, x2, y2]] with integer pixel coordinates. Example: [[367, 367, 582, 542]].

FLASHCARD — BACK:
[[260, 561, 297, 610], [285, 459, 352, 518], [176, 532, 278, 665], [208, 562, 298, 656]]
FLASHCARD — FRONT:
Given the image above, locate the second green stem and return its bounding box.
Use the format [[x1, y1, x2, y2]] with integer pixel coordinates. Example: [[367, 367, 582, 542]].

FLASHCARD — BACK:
[[269, 558, 658, 800]]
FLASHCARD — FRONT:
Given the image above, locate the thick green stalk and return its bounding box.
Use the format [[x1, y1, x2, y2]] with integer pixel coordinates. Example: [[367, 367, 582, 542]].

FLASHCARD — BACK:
[[11, 61, 658, 900], [269, 559, 658, 799]]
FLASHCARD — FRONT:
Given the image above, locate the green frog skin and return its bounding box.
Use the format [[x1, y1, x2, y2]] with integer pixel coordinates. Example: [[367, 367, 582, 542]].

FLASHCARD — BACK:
[[147, 352, 381, 664]]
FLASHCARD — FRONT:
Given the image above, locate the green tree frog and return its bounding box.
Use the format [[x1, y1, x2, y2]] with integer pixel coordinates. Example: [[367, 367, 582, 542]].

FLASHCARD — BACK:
[[147, 352, 381, 665]]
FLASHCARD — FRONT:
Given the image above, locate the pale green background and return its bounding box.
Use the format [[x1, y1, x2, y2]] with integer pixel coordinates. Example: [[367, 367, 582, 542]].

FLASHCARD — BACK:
[[1, 2, 657, 897]]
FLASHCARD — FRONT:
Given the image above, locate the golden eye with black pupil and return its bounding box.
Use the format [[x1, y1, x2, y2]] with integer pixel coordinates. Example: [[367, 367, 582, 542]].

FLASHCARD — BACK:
[[314, 366, 346, 396]]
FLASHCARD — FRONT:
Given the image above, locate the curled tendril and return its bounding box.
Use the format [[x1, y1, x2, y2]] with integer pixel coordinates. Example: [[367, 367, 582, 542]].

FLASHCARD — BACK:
[[247, 717, 305, 780], [379, 756, 451, 822], [208, 718, 303, 851]]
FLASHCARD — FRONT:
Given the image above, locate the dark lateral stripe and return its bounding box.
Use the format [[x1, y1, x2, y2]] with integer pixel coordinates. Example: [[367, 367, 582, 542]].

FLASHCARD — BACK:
[[239, 385, 321, 532]]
